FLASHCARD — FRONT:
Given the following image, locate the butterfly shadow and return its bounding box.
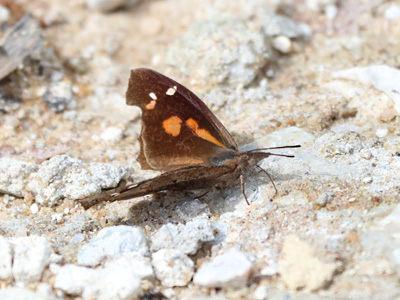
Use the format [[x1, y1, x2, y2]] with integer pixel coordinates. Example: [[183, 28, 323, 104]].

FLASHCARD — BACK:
[[117, 166, 300, 230]]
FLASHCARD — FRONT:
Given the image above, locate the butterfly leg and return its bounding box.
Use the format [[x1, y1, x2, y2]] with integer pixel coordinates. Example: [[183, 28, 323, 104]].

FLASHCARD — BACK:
[[255, 164, 278, 198], [240, 174, 250, 205]]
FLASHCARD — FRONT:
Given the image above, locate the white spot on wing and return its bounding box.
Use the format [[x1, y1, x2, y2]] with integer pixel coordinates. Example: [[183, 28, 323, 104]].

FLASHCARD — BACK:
[[166, 87, 176, 95], [149, 92, 157, 100]]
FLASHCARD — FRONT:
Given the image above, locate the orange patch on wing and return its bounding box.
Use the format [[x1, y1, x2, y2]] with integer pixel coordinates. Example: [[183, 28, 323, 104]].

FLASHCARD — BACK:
[[185, 118, 225, 148], [145, 100, 157, 110], [163, 116, 183, 137]]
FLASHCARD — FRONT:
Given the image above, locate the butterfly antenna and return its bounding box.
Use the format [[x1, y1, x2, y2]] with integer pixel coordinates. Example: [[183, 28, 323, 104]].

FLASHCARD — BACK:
[[249, 145, 301, 152], [255, 164, 278, 197]]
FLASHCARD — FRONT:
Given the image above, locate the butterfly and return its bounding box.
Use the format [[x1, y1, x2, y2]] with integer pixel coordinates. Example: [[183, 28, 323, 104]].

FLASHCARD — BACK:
[[80, 68, 300, 209]]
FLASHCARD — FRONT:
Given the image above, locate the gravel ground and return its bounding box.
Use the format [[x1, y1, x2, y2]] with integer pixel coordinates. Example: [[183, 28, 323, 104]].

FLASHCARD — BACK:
[[1, 0, 400, 299]]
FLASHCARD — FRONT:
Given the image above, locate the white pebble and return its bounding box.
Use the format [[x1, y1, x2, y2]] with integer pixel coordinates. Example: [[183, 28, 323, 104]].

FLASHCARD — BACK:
[[55, 264, 97, 295], [360, 149, 372, 160], [0, 236, 13, 281], [272, 36, 292, 53], [193, 248, 253, 288], [78, 226, 148, 266], [363, 177, 373, 184], [385, 5, 400, 19], [0, 5, 10, 23], [11, 236, 53, 284], [324, 4, 338, 19], [376, 128, 388, 138], [30, 203, 39, 214], [100, 127, 123, 142], [152, 249, 194, 287]]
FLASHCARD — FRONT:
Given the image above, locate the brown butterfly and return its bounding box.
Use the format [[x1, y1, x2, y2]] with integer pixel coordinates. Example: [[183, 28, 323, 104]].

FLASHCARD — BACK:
[[80, 68, 300, 209]]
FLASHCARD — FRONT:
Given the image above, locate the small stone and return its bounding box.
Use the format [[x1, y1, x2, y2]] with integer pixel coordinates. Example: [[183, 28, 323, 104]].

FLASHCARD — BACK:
[[150, 218, 215, 255], [193, 248, 253, 288], [279, 235, 337, 291], [11, 236, 53, 284], [253, 285, 269, 300], [376, 128, 388, 138], [363, 177, 373, 184], [0, 5, 10, 23], [0, 236, 13, 281], [152, 249, 194, 287], [0, 158, 38, 197], [272, 36, 292, 53], [66, 57, 89, 74], [30, 203, 39, 214], [359, 149, 372, 160], [379, 110, 395, 122], [315, 192, 332, 207], [324, 4, 338, 19], [348, 197, 356, 203], [43, 81, 74, 112], [385, 5, 400, 19], [78, 226, 148, 266], [100, 126, 123, 142], [86, 0, 125, 12]]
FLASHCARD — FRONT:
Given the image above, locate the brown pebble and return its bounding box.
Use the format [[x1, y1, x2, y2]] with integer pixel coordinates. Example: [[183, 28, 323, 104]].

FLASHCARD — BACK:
[[379, 109, 395, 122]]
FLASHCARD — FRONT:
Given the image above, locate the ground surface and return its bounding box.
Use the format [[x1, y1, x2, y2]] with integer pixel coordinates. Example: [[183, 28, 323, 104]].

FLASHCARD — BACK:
[[0, 0, 400, 299]]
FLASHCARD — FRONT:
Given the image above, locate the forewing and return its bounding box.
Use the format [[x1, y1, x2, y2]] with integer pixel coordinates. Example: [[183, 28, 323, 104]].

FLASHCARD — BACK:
[[126, 68, 238, 171]]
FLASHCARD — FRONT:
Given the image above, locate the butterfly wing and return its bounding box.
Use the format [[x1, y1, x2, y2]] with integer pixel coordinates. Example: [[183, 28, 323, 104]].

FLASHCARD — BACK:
[[126, 68, 238, 171]]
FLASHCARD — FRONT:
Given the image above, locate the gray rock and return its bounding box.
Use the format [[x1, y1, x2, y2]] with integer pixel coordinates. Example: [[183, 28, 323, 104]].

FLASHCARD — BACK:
[[166, 17, 270, 87], [193, 248, 253, 288], [78, 225, 148, 266], [150, 218, 216, 255], [262, 14, 311, 38], [27, 155, 133, 206], [43, 81, 74, 112], [332, 65, 400, 114], [0, 158, 38, 197], [0, 287, 49, 300], [359, 204, 400, 275], [0, 236, 13, 280], [152, 249, 194, 287], [11, 236, 53, 284]]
